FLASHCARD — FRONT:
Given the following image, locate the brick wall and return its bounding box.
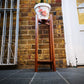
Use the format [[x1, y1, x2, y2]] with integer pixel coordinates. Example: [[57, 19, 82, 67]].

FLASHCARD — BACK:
[[18, 0, 66, 69]]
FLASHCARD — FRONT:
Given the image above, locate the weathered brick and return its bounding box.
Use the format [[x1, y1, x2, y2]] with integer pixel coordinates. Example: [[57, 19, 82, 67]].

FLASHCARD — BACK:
[[39, 35, 49, 38], [39, 45, 49, 49], [43, 39, 49, 43], [28, 40, 35, 44], [43, 50, 49, 54], [17, 0, 66, 69], [20, 12, 28, 17], [19, 31, 27, 35], [18, 40, 28, 44], [38, 50, 42, 54], [28, 50, 35, 54], [20, 26, 32, 30], [19, 35, 31, 39], [29, 30, 35, 34]]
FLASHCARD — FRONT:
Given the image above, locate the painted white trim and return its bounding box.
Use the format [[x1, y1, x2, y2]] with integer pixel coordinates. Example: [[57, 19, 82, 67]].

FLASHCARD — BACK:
[[62, 0, 80, 66]]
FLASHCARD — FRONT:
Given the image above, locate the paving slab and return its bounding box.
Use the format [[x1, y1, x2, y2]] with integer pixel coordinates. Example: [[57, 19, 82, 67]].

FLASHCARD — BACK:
[[8, 73, 34, 79], [32, 78, 66, 84], [57, 68, 84, 84], [35, 72, 61, 79], [0, 70, 22, 80], [0, 68, 84, 84], [0, 79, 30, 84]]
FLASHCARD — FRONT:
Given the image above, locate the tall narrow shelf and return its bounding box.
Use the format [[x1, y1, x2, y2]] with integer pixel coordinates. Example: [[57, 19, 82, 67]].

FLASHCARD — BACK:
[[35, 14, 56, 72]]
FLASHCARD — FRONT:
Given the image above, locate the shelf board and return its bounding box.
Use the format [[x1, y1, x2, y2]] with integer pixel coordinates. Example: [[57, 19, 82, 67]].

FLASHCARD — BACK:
[[38, 60, 52, 64]]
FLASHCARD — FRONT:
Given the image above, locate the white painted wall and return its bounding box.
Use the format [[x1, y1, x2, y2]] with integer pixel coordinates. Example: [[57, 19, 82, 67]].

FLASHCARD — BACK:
[[62, 0, 80, 66]]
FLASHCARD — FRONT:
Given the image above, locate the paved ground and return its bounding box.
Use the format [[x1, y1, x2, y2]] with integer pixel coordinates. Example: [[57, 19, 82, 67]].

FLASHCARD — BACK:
[[0, 68, 84, 84]]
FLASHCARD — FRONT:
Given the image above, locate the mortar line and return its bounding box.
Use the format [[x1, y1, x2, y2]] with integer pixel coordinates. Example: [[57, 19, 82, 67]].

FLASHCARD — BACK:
[[29, 72, 37, 84], [0, 70, 23, 82], [56, 71, 70, 84]]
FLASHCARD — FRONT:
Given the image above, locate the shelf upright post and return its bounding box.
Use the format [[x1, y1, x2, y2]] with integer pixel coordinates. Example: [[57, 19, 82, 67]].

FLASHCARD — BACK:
[[35, 15, 39, 72], [50, 15, 56, 71]]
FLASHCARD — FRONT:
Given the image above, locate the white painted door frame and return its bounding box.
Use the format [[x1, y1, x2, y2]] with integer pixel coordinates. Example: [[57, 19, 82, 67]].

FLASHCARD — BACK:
[[62, 0, 80, 66]]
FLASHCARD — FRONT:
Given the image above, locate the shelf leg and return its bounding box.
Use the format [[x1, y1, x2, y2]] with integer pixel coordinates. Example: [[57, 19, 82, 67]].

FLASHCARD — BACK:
[[35, 15, 39, 72]]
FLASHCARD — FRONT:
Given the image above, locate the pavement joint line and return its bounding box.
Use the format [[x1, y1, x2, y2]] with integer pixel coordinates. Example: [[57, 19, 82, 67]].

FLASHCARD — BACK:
[[56, 71, 70, 84], [29, 72, 37, 84], [0, 70, 23, 82]]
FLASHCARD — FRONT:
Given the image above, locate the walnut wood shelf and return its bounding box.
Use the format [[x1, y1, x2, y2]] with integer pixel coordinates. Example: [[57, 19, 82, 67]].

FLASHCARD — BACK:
[[38, 60, 52, 64], [35, 14, 56, 72]]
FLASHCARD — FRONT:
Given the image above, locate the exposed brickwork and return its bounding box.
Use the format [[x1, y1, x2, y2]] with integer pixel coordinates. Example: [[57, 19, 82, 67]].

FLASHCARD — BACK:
[[17, 0, 67, 69], [0, 0, 66, 68]]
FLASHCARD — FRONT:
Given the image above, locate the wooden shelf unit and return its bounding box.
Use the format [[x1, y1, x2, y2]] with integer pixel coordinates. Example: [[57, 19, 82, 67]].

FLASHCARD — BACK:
[[35, 14, 56, 72]]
